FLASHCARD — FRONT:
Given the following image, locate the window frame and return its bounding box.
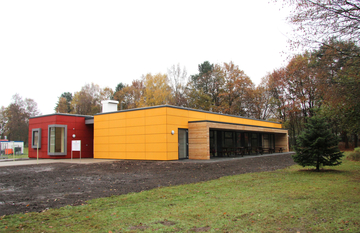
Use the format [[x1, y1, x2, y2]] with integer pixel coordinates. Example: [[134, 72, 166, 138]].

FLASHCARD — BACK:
[[48, 124, 67, 156], [31, 128, 41, 149]]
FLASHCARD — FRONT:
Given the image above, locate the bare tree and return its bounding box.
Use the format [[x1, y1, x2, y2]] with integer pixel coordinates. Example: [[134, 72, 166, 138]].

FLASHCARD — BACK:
[[167, 64, 188, 106], [280, 0, 360, 48]]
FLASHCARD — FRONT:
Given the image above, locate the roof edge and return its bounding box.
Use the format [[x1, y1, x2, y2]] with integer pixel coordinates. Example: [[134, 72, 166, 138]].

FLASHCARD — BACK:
[[30, 113, 94, 120], [95, 104, 282, 125], [188, 120, 287, 130]]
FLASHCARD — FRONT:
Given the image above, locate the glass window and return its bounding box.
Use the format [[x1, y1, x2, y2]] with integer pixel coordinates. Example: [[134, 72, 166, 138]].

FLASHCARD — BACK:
[[224, 131, 233, 148], [263, 134, 269, 148], [48, 125, 67, 156], [31, 128, 41, 149]]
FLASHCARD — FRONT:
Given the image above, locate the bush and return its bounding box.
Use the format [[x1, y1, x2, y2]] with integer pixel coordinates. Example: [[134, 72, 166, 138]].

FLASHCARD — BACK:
[[347, 151, 360, 161], [354, 147, 360, 153]]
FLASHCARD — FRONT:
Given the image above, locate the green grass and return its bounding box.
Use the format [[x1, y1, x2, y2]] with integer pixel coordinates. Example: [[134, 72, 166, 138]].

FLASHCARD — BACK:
[[1, 155, 360, 232], [0, 147, 28, 160]]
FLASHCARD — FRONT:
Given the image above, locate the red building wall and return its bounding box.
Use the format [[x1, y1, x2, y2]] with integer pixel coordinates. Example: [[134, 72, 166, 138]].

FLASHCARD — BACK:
[[28, 114, 93, 159]]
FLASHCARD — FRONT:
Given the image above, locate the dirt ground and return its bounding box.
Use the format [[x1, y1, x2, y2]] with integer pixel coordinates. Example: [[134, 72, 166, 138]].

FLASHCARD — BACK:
[[0, 154, 295, 216]]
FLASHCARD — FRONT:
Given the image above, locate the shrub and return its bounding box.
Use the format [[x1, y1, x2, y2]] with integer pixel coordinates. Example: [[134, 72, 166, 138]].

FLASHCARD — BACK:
[[347, 152, 360, 161], [354, 147, 360, 153]]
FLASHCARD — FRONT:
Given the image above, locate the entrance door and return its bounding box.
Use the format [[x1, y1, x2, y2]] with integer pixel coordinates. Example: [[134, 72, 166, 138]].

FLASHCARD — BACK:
[[178, 129, 188, 159]]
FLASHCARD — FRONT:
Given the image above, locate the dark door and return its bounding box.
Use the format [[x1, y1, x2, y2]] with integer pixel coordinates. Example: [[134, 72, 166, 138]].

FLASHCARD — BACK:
[[178, 129, 188, 159]]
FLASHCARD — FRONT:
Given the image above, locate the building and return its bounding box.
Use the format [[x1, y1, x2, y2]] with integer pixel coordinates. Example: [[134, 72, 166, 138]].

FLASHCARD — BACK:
[[28, 114, 94, 159], [28, 102, 288, 160]]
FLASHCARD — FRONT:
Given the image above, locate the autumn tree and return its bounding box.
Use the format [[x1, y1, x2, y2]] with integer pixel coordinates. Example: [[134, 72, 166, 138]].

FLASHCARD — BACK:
[[71, 83, 101, 115], [0, 94, 40, 145], [218, 62, 254, 116], [267, 52, 324, 147], [142, 73, 172, 106], [113, 79, 145, 110], [187, 61, 224, 111], [55, 92, 72, 113], [314, 40, 360, 147], [249, 76, 276, 120]]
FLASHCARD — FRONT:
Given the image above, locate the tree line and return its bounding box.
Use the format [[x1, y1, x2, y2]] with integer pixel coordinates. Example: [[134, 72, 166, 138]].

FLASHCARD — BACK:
[[54, 62, 276, 120]]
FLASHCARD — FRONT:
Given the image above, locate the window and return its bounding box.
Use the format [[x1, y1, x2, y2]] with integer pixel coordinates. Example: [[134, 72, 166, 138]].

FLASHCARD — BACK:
[[31, 128, 41, 149], [48, 125, 67, 156]]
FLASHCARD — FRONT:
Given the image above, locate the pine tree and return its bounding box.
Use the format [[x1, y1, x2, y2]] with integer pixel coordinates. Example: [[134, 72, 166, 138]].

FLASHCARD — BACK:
[[293, 116, 344, 171]]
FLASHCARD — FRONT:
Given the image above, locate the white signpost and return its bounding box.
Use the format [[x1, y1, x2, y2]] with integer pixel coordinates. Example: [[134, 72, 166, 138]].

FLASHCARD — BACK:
[[71, 140, 81, 161]]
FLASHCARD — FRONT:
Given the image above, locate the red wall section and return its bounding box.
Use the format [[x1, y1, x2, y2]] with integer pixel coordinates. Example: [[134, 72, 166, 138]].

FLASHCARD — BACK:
[[28, 114, 93, 159]]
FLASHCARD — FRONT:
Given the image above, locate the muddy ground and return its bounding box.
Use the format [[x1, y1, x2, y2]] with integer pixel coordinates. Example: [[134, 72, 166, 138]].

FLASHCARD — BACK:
[[0, 154, 295, 216]]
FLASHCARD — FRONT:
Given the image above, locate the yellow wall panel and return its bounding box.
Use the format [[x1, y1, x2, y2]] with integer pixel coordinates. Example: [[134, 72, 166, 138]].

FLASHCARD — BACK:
[[127, 152, 146, 160], [109, 144, 126, 152], [126, 117, 145, 127], [145, 107, 166, 117], [95, 136, 109, 144], [126, 135, 145, 144], [126, 143, 145, 152], [167, 152, 178, 160], [94, 128, 108, 137], [146, 152, 167, 160], [167, 108, 188, 117], [109, 152, 126, 159], [206, 113, 220, 121], [146, 134, 167, 143], [125, 126, 145, 135], [167, 115, 188, 126], [109, 119, 126, 128], [94, 151, 109, 158], [146, 143, 167, 152], [95, 114, 109, 122], [94, 120, 108, 129], [108, 127, 125, 136], [167, 134, 178, 143], [108, 112, 125, 120], [126, 110, 145, 118], [94, 144, 109, 152], [146, 115, 166, 125], [188, 111, 206, 119], [109, 136, 125, 144], [146, 125, 167, 134], [167, 125, 180, 134], [167, 142, 178, 152]]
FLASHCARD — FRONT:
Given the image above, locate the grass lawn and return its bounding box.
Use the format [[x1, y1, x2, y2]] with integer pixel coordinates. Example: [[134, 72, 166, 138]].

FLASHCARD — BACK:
[[0, 147, 28, 160], [1, 154, 359, 232]]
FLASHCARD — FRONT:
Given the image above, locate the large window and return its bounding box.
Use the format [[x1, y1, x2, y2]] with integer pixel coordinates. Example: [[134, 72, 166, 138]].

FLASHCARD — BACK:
[[31, 128, 41, 149], [48, 125, 67, 156]]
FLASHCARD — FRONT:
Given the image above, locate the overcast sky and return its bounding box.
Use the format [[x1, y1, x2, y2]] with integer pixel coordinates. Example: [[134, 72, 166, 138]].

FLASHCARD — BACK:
[[0, 0, 294, 115]]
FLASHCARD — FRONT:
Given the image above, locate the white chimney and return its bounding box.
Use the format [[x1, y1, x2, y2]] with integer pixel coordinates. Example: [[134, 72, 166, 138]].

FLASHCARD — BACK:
[[101, 100, 119, 113]]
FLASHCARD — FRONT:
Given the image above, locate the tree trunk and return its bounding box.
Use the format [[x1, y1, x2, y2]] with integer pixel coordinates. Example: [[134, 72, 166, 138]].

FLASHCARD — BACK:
[[342, 131, 349, 149], [354, 134, 358, 148]]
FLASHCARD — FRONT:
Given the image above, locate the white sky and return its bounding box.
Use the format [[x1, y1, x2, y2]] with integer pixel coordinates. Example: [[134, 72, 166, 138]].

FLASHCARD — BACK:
[[0, 0, 294, 115]]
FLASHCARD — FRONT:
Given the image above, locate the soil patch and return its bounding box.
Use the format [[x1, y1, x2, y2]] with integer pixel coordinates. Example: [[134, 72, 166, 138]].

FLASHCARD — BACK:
[[0, 154, 295, 215]]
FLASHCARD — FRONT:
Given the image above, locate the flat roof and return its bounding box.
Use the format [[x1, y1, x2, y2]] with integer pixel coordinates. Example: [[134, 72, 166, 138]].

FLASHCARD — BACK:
[[30, 113, 94, 120], [95, 104, 282, 125]]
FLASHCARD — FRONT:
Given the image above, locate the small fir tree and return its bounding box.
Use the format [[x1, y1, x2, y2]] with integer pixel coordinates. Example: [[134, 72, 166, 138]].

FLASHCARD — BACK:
[[293, 116, 344, 171]]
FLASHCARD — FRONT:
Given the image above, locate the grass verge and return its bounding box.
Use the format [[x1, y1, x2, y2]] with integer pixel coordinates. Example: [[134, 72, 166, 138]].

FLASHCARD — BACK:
[[0, 147, 28, 160], [1, 154, 359, 232]]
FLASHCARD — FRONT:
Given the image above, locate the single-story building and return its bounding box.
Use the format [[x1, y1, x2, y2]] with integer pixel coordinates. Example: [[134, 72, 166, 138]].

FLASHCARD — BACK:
[[28, 114, 94, 159], [28, 102, 288, 160]]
